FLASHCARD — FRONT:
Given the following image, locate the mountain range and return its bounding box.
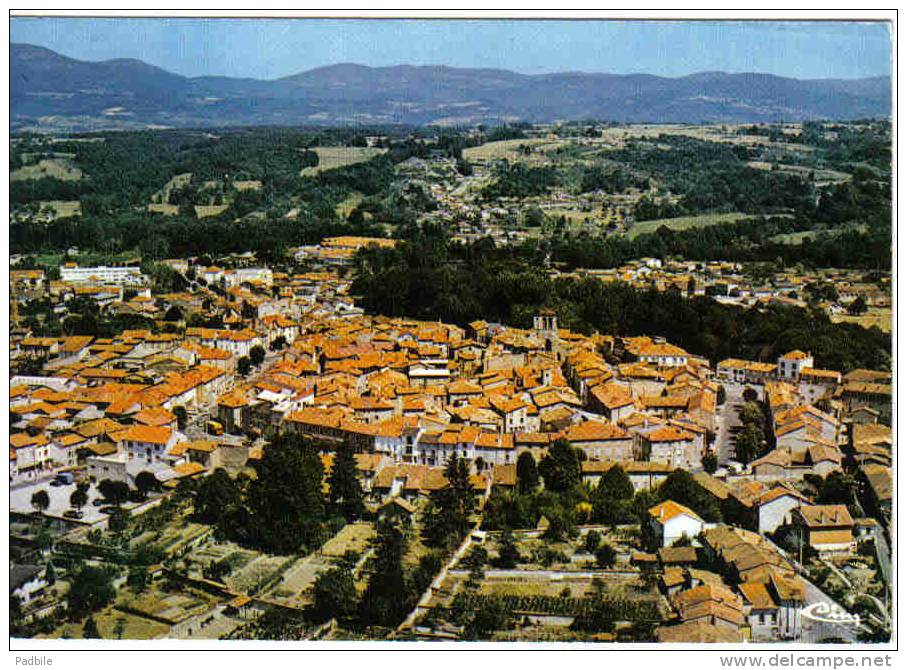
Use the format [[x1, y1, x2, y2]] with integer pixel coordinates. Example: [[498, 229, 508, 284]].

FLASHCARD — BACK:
[[11, 43, 891, 132]]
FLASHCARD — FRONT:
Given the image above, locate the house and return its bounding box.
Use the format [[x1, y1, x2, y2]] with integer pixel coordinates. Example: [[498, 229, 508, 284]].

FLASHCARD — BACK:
[[587, 383, 636, 422], [754, 486, 810, 535], [750, 446, 842, 482], [656, 620, 743, 643], [118, 425, 180, 464], [10, 564, 48, 606], [672, 584, 745, 631], [634, 425, 701, 469], [376, 497, 417, 525], [636, 341, 689, 368], [777, 351, 814, 380], [857, 463, 892, 525], [565, 421, 633, 461], [790, 504, 855, 557], [649, 500, 705, 548]]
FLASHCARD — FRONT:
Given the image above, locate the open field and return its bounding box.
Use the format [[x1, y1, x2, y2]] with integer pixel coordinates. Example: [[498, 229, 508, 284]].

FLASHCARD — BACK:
[[598, 124, 817, 154], [301, 146, 387, 176], [335, 192, 364, 219], [152, 173, 192, 204], [628, 212, 753, 239], [148, 203, 180, 216], [831, 308, 892, 333], [747, 161, 850, 184], [194, 204, 230, 219], [38, 200, 81, 219], [463, 138, 568, 165], [12, 158, 82, 181], [770, 223, 867, 245]]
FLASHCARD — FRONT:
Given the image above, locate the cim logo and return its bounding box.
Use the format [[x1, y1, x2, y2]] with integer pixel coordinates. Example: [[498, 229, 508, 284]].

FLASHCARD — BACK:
[[800, 602, 861, 627]]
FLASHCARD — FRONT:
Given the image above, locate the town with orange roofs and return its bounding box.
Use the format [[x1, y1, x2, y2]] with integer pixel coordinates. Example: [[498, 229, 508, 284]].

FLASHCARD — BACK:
[[10, 234, 891, 643]]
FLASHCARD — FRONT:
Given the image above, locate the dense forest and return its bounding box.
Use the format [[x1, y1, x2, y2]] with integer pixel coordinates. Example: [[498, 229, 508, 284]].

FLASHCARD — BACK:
[[351, 236, 891, 373]]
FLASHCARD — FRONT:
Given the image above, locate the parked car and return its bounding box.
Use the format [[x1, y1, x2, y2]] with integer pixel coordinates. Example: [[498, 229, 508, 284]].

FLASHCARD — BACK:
[[92, 498, 105, 507]]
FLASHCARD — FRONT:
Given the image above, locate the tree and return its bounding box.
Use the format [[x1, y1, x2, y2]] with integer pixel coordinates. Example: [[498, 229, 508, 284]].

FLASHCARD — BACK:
[[194, 468, 242, 524], [516, 451, 539, 494], [98, 479, 129, 507], [496, 527, 521, 568], [269, 335, 287, 351], [464, 546, 488, 589], [423, 452, 474, 549], [702, 451, 719, 474], [848, 296, 868, 315], [68, 565, 116, 619], [328, 444, 364, 521], [70, 487, 88, 512], [127, 565, 149, 593], [135, 471, 159, 499], [248, 434, 325, 554], [359, 520, 409, 627], [584, 530, 602, 554], [172, 405, 187, 430], [250, 344, 266, 367], [816, 471, 857, 505], [311, 566, 358, 623], [598, 464, 634, 501], [716, 385, 726, 406], [592, 465, 635, 525], [31, 489, 50, 514], [595, 543, 617, 568], [163, 305, 183, 322], [735, 422, 765, 466], [237, 356, 252, 377], [658, 470, 722, 522], [538, 438, 582, 493], [108, 507, 130, 533], [462, 598, 509, 640], [83, 616, 101, 639], [45, 561, 57, 586]]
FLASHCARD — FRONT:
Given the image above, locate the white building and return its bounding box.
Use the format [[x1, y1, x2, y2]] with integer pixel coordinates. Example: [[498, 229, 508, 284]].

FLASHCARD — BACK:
[[60, 265, 144, 286], [777, 350, 814, 380], [648, 500, 705, 547]]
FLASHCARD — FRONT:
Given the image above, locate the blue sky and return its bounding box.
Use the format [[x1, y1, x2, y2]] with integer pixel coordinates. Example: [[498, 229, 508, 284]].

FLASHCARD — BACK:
[[10, 18, 892, 80]]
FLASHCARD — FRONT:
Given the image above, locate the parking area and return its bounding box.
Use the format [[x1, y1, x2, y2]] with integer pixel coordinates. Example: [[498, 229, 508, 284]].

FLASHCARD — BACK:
[[10, 479, 108, 524]]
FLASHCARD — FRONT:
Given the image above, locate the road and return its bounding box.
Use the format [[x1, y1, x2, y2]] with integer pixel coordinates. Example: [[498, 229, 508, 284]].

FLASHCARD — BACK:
[[715, 383, 746, 465]]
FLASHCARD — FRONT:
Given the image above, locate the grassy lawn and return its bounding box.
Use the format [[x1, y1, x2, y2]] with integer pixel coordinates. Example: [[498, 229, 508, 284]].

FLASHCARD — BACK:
[[12, 158, 82, 181], [301, 147, 387, 177], [628, 212, 753, 239]]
